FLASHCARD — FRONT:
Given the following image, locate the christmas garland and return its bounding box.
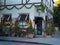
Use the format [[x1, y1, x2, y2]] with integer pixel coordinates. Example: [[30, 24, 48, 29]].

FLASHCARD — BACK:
[[6, 6, 14, 10], [0, 3, 53, 15], [34, 4, 45, 12], [14, 5, 25, 10], [25, 4, 34, 9], [0, 4, 36, 10], [0, 6, 5, 10], [40, 4, 45, 12]]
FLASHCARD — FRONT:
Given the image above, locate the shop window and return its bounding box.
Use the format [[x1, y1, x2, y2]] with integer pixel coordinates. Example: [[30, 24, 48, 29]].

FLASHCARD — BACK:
[[2, 14, 12, 26], [18, 14, 29, 29]]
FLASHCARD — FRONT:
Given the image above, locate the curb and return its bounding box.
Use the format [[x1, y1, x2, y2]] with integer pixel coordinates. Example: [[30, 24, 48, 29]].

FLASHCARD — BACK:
[[0, 39, 53, 45], [0, 39, 39, 44]]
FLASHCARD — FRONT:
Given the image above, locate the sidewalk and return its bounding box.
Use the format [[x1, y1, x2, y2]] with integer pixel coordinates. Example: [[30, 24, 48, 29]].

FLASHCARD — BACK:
[[0, 36, 60, 45], [54, 31, 60, 38]]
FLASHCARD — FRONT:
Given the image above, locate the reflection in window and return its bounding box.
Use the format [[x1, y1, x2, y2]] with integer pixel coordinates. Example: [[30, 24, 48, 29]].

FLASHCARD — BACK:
[[18, 14, 29, 28], [19, 21, 26, 28]]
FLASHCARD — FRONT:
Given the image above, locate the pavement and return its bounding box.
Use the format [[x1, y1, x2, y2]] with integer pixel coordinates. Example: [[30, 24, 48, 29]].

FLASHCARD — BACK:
[[0, 41, 37, 45], [0, 31, 60, 45], [54, 31, 60, 38], [0, 36, 60, 45]]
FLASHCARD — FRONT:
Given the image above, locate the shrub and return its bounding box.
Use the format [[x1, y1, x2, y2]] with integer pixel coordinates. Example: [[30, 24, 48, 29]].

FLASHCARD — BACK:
[[26, 20, 34, 34]]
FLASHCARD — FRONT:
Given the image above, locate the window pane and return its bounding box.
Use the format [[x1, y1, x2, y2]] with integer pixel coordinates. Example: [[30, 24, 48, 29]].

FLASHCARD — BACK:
[[19, 22, 22, 25], [22, 22, 25, 25]]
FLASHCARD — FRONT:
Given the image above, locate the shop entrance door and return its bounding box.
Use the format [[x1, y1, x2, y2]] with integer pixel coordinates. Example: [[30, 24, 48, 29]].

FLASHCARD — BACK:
[[35, 17, 43, 35]]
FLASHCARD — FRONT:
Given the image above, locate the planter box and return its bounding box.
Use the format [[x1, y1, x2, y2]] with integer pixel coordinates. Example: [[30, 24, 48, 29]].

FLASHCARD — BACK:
[[43, 32, 55, 38], [26, 34, 34, 38], [43, 33, 47, 37]]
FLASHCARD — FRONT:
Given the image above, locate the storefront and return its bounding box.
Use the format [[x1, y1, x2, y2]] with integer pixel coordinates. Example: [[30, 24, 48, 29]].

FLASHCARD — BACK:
[[0, 0, 53, 37], [34, 17, 43, 35]]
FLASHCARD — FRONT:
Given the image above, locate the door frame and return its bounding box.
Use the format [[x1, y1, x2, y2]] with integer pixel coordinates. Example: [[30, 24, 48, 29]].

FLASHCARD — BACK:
[[34, 17, 43, 35]]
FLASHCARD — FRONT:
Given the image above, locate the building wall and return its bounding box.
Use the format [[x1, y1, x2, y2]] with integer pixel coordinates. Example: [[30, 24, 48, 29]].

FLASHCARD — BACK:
[[1, 6, 36, 19], [1, 5, 38, 28], [0, 0, 54, 19], [0, 0, 54, 35], [44, 0, 54, 12]]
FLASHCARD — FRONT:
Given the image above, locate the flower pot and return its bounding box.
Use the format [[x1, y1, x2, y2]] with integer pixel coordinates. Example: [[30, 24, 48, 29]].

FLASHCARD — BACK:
[[46, 35, 52, 38], [43, 33, 47, 37], [27, 34, 34, 38], [24, 35, 28, 38], [51, 34, 55, 37]]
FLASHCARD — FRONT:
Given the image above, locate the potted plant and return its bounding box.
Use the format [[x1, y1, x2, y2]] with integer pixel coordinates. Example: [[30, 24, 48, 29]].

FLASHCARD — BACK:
[[51, 26, 56, 37], [44, 23, 56, 37], [26, 20, 34, 38], [44, 29, 52, 37], [14, 20, 19, 37]]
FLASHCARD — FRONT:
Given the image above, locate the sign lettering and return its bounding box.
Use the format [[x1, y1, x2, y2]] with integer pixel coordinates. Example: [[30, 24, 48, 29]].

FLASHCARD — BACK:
[[21, 0, 30, 4]]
